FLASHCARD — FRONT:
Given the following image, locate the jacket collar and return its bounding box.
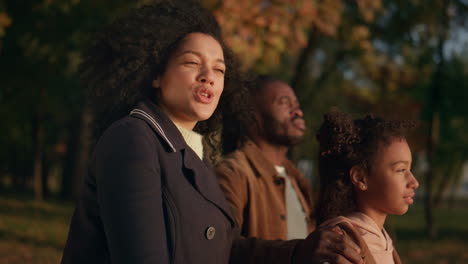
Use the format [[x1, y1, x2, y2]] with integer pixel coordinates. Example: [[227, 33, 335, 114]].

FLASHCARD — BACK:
[[242, 140, 278, 178], [241, 140, 302, 181], [241, 140, 312, 224]]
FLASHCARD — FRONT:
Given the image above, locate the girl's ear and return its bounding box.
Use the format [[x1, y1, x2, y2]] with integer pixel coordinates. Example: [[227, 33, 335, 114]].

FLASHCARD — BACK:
[[152, 78, 160, 89], [350, 165, 368, 191]]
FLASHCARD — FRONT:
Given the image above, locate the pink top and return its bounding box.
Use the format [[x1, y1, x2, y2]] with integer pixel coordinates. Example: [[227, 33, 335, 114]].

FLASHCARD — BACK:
[[320, 212, 395, 264]]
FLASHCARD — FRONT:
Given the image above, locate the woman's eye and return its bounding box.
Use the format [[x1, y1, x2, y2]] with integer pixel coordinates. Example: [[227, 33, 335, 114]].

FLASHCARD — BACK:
[[184, 61, 198, 65], [215, 68, 225, 74]]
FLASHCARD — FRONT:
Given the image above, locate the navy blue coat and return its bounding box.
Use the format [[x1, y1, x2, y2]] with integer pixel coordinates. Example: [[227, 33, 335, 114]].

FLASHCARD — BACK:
[[61, 100, 235, 264]]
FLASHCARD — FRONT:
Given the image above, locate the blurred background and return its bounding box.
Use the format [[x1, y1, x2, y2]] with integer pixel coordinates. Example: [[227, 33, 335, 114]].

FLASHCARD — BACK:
[[0, 0, 467, 263]]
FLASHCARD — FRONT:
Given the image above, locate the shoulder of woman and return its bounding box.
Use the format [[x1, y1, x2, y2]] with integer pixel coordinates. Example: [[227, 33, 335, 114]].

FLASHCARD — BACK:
[[93, 116, 159, 160]]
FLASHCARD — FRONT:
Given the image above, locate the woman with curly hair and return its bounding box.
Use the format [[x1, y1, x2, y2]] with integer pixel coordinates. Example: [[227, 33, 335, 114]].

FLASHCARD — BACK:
[[315, 110, 420, 264], [61, 1, 248, 263]]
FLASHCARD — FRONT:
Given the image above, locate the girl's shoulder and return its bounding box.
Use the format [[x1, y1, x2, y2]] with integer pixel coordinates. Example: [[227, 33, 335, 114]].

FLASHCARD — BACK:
[[319, 215, 378, 264], [319, 215, 354, 229]]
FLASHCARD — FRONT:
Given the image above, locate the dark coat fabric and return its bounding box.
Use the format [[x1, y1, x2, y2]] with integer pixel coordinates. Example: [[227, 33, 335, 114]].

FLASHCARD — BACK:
[[61, 100, 235, 264]]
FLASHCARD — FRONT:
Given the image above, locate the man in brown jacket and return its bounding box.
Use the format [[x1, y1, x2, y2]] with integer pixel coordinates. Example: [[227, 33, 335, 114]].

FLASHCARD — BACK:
[[216, 75, 364, 263], [216, 75, 312, 240]]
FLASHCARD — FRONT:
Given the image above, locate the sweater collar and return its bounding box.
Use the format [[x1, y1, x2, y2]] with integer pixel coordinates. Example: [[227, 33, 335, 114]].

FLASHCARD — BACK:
[[173, 122, 204, 160]]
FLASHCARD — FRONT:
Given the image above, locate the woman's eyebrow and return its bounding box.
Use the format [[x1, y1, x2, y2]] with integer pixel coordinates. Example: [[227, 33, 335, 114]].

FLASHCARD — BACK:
[[179, 50, 225, 64]]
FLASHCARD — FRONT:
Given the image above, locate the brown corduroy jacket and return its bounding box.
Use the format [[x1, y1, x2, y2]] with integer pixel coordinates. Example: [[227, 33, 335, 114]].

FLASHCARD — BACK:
[[215, 140, 315, 240]]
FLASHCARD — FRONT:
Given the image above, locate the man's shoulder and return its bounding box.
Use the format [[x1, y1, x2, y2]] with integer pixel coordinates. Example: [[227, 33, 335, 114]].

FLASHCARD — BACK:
[[215, 147, 251, 172]]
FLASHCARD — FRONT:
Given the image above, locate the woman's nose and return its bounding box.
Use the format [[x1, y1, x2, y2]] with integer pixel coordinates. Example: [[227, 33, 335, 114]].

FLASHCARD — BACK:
[[197, 68, 215, 85]]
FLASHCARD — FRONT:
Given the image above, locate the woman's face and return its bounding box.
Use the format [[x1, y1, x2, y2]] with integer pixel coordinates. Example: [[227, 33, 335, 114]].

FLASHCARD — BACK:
[[359, 138, 419, 221], [155, 32, 225, 130]]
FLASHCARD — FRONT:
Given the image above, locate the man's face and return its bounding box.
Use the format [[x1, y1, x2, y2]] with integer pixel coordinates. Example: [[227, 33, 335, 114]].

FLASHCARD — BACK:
[[255, 81, 306, 146]]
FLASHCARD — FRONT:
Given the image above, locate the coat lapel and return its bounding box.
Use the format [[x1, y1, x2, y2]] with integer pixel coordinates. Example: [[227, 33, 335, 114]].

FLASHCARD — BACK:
[[130, 100, 234, 226], [182, 147, 235, 226]]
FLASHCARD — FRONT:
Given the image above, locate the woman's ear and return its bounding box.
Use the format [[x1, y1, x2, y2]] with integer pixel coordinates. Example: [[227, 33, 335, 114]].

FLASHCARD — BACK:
[[350, 165, 368, 191], [152, 78, 160, 89]]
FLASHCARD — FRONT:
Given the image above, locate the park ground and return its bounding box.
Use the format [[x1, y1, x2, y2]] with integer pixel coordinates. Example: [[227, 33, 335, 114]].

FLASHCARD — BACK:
[[0, 192, 467, 264]]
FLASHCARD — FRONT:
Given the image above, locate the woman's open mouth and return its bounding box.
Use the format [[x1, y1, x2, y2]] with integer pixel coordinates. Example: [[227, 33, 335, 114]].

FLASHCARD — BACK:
[[194, 86, 214, 104]]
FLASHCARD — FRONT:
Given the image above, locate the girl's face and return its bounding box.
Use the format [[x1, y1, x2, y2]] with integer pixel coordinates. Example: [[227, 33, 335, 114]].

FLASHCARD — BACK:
[[156, 32, 225, 130], [359, 138, 419, 223]]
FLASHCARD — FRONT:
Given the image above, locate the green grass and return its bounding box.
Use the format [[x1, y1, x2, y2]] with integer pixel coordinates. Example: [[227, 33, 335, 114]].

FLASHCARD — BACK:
[[0, 195, 73, 264], [0, 194, 466, 263]]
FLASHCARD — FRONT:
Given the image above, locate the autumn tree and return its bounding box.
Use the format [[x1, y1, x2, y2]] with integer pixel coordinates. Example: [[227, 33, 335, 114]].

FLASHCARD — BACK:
[[0, 0, 149, 200]]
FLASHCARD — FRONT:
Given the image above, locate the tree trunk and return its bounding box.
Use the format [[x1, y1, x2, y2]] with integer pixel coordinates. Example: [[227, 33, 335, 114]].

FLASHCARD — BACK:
[[32, 97, 45, 201], [61, 122, 78, 200], [424, 111, 439, 239], [424, 0, 450, 239], [41, 157, 50, 199], [290, 27, 318, 91], [72, 105, 93, 199]]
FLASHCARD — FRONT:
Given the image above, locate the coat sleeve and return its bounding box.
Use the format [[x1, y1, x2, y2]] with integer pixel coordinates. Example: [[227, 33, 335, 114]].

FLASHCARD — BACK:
[[93, 120, 169, 264]]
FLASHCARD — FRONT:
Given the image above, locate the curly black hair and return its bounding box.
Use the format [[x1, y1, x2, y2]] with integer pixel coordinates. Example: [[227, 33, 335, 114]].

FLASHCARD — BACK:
[[80, 0, 248, 147], [220, 74, 280, 155], [315, 109, 417, 224]]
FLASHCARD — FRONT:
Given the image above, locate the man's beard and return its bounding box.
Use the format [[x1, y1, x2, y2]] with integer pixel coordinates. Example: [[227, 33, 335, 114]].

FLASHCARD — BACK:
[[261, 113, 303, 147]]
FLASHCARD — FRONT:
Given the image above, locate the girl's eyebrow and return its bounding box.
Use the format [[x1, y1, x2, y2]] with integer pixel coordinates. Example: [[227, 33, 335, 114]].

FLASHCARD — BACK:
[[179, 50, 225, 64]]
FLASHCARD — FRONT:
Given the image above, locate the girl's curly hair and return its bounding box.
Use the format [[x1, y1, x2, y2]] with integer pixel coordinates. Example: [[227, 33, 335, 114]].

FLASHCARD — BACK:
[[81, 0, 248, 149], [315, 110, 417, 224]]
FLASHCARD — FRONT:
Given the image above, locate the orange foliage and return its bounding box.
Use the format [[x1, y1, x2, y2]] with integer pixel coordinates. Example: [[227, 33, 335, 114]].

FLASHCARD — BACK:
[[211, 0, 383, 71], [0, 12, 12, 38], [213, 0, 318, 69], [356, 0, 382, 23]]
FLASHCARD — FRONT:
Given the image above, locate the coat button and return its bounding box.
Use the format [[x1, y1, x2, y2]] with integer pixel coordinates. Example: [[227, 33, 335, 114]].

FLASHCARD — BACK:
[[205, 226, 216, 240]]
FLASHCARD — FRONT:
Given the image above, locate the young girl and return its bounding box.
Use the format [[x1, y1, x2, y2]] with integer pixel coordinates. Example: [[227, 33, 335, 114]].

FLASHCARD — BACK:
[[315, 110, 420, 264]]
